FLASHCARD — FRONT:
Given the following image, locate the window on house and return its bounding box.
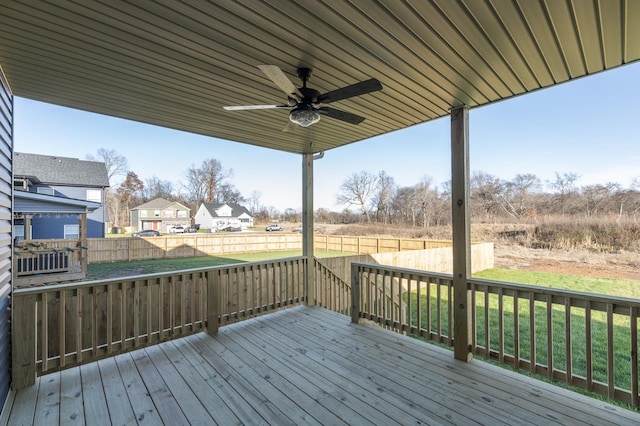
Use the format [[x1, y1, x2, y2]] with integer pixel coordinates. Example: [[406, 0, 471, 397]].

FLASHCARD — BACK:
[[177, 210, 187, 218], [64, 224, 79, 239], [37, 187, 54, 196], [164, 210, 175, 218], [87, 189, 102, 202], [140, 210, 147, 218], [14, 225, 24, 240], [154, 210, 160, 217]]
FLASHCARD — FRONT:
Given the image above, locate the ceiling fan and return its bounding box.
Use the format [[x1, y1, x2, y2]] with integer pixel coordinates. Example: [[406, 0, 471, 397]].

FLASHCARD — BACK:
[[223, 65, 382, 128]]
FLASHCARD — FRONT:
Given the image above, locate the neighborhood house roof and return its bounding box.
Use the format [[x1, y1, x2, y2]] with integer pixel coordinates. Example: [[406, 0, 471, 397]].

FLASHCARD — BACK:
[[202, 203, 252, 218], [14, 191, 100, 214], [14, 152, 109, 188], [132, 198, 190, 212]]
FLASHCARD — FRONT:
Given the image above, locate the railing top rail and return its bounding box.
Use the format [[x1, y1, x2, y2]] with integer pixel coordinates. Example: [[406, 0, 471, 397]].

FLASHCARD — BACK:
[[13, 255, 307, 296], [351, 261, 454, 281], [468, 276, 640, 307]]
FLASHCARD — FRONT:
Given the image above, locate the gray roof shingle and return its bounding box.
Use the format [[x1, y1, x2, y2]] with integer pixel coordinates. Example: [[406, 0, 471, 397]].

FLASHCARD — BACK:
[[202, 203, 252, 218], [15, 152, 110, 187]]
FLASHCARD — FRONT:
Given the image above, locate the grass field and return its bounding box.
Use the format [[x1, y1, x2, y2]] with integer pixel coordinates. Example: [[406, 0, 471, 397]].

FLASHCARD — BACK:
[[86, 250, 344, 280]]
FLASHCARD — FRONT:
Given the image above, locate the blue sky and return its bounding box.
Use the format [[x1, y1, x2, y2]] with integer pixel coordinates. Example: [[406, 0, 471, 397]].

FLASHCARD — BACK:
[[14, 62, 639, 212]]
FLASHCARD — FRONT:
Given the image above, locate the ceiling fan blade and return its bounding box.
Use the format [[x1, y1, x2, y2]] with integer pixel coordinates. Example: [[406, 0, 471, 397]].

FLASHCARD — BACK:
[[318, 107, 366, 124], [257, 65, 303, 99], [316, 78, 382, 104], [223, 104, 290, 110]]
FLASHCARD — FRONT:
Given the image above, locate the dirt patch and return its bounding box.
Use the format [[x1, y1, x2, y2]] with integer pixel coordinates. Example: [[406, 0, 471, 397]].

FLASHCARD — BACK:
[[494, 242, 640, 280]]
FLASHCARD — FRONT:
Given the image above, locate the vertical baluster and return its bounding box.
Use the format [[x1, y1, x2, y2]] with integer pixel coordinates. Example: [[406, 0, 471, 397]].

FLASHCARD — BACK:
[[470, 282, 476, 354], [181, 273, 188, 330], [585, 301, 592, 391], [158, 277, 165, 341], [416, 275, 422, 337], [148, 279, 153, 340], [447, 278, 453, 346], [631, 306, 638, 407], [134, 280, 140, 346], [406, 274, 411, 333], [436, 278, 441, 341], [498, 287, 504, 364], [513, 291, 519, 368], [59, 290, 66, 368], [41, 292, 48, 373], [76, 288, 83, 363], [92, 286, 98, 357], [484, 289, 490, 358], [547, 294, 553, 380], [120, 283, 126, 350], [565, 297, 572, 385], [607, 303, 615, 398], [426, 277, 432, 339], [529, 292, 536, 374]]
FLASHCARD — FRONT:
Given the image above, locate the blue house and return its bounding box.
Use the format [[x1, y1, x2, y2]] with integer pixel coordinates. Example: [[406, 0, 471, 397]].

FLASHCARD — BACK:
[[14, 152, 110, 238]]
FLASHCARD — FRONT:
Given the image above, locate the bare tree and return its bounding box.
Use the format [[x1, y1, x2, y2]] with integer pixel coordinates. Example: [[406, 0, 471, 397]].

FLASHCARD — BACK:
[[87, 148, 128, 185], [373, 171, 396, 224], [336, 171, 378, 222], [248, 190, 262, 214], [502, 173, 541, 218], [549, 172, 580, 215], [143, 176, 174, 201], [183, 158, 232, 203]]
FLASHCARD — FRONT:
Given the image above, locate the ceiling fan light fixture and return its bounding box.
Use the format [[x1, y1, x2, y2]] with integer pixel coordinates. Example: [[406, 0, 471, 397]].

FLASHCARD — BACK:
[[289, 105, 320, 127]]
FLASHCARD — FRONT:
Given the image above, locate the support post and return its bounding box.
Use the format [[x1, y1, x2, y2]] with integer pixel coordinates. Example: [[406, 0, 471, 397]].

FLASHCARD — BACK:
[[302, 153, 315, 305], [451, 106, 473, 362]]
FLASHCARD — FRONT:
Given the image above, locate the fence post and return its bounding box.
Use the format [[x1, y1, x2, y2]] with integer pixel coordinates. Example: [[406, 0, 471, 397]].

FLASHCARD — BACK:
[[206, 270, 220, 335], [351, 264, 361, 324], [12, 293, 37, 389]]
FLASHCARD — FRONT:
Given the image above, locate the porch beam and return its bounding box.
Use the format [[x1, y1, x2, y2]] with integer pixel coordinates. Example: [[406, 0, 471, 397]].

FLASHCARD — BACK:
[[451, 106, 472, 362], [302, 153, 315, 305]]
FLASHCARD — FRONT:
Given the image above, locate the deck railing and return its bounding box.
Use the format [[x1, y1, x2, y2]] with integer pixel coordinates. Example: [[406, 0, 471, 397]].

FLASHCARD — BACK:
[[13, 241, 87, 286], [12, 256, 306, 389], [314, 258, 352, 315], [350, 262, 640, 407]]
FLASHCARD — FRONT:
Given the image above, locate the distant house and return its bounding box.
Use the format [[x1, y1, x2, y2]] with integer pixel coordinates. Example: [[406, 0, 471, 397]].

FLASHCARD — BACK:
[[195, 203, 254, 230], [130, 198, 191, 232], [14, 152, 110, 238]]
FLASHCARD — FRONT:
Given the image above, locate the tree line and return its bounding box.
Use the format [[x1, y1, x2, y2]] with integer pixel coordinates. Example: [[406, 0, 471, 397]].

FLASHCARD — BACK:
[[331, 170, 640, 226], [90, 148, 640, 228]]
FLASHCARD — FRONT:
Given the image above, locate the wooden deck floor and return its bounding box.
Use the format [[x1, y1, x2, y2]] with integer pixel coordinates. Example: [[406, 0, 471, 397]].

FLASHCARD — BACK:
[[5, 305, 640, 425]]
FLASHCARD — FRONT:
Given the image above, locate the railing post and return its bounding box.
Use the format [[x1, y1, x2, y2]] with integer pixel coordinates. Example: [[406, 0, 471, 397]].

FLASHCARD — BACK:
[[206, 269, 220, 335], [12, 293, 37, 389], [351, 264, 361, 324]]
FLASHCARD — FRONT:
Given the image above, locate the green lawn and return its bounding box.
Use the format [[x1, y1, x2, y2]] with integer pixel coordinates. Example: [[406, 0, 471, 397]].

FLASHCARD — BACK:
[[86, 250, 344, 280]]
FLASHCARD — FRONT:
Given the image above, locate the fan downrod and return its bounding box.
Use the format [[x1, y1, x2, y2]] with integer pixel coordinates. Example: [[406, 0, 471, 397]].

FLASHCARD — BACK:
[[297, 67, 312, 85]]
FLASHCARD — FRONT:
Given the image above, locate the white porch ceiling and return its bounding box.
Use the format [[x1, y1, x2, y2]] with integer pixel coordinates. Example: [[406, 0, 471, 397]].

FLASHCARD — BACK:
[[1, 1, 638, 154]]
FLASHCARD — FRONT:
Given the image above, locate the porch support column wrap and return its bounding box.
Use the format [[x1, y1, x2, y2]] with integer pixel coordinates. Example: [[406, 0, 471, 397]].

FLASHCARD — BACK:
[[302, 152, 315, 306], [451, 106, 473, 362]]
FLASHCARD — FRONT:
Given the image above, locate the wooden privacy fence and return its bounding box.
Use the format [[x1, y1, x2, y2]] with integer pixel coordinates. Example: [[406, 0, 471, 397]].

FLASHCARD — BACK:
[[350, 262, 640, 408], [85, 234, 458, 263], [12, 257, 307, 389]]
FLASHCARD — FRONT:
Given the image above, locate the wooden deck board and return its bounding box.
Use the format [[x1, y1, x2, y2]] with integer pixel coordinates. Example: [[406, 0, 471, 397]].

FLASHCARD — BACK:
[[6, 305, 640, 426]]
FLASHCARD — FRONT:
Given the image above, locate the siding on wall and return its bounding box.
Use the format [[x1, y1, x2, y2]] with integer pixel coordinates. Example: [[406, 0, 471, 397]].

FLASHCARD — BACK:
[[0, 66, 13, 409]]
